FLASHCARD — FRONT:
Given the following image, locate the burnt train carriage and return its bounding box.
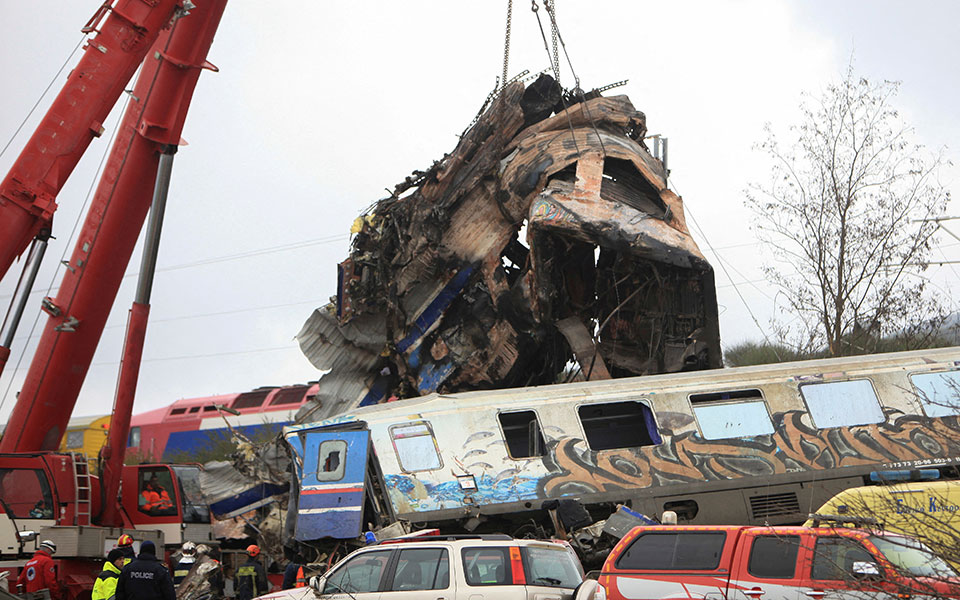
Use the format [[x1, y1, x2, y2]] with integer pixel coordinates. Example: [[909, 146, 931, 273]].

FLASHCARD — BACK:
[[284, 346, 960, 543]]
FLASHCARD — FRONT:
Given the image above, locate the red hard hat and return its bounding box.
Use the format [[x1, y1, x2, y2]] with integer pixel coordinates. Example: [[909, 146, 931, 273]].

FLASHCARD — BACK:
[[246, 544, 260, 557], [118, 534, 134, 547]]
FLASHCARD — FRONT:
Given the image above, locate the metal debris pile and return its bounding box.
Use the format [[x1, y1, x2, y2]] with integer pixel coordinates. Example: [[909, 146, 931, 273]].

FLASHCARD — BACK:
[[296, 74, 720, 422]]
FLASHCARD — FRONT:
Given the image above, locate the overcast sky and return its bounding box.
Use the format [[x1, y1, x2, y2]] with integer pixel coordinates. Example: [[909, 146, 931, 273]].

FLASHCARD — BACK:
[[1, 1, 958, 422]]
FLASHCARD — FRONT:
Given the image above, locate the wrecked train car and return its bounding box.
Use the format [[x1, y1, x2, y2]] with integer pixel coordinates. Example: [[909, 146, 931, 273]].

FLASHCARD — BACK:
[[283, 346, 960, 550], [295, 76, 721, 423]]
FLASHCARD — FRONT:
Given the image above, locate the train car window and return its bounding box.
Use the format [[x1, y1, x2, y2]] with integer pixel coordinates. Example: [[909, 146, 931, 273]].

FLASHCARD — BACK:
[[390, 421, 443, 472], [127, 426, 141, 448], [232, 390, 270, 410], [690, 390, 774, 440], [202, 405, 217, 412], [188, 406, 201, 414], [170, 407, 187, 415], [799, 380, 884, 428], [498, 411, 546, 458], [65, 430, 84, 449], [910, 370, 960, 417], [747, 535, 800, 578], [270, 385, 309, 406], [577, 401, 661, 451], [317, 440, 348, 481], [614, 532, 726, 570]]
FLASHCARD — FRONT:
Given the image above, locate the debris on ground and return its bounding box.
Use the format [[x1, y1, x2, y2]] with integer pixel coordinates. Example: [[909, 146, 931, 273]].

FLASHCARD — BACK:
[[295, 74, 721, 422]]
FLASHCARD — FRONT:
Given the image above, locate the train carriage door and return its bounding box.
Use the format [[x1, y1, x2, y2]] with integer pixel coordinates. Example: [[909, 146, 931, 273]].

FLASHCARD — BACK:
[[294, 429, 370, 540]]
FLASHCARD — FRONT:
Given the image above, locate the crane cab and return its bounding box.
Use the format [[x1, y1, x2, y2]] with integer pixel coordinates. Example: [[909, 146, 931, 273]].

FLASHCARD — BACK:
[[121, 463, 212, 547]]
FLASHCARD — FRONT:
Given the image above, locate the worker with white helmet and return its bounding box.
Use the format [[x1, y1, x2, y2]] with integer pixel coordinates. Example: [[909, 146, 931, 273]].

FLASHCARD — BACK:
[[15, 540, 62, 599], [173, 541, 197, 586]]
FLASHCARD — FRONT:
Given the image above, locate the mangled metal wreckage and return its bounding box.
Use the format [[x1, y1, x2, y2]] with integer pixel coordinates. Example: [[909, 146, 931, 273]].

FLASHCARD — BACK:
[[296, 76, 720, 423], [281, 76, 722, 558]]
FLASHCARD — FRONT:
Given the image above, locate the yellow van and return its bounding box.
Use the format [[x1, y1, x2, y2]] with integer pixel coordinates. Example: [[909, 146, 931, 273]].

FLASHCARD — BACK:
[[805, 480, 960, 568]]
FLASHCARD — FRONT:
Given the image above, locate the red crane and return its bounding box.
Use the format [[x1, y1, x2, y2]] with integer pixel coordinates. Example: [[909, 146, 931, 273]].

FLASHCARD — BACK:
[[0, 0, 228, 595]]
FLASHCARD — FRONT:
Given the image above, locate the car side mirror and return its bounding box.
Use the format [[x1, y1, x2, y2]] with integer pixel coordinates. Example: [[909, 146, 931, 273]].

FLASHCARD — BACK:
[[852, 561, 880, 578], [310, 576, 323, 591]]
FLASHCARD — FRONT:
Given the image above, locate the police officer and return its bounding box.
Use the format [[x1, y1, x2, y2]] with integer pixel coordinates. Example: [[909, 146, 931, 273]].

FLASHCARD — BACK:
[[173, 541, 197, 586], [92, 548, 125, 600], [15, 540, 61, 599], [235, 544, 268, 600], [115, 539, 175, 600]]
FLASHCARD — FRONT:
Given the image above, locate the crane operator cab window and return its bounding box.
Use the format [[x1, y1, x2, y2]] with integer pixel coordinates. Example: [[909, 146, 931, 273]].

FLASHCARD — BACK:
[[0, 469, 54, 519], [138, 468, 177, 516]]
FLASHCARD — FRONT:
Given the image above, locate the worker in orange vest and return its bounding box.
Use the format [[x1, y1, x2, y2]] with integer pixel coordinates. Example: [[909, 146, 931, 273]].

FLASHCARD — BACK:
[[141, 475, 174, 514], [282, 551, 308, 589]]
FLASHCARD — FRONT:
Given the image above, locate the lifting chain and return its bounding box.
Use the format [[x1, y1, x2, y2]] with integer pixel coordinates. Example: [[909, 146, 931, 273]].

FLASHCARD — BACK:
[[531, 0, 561, 84], [502, 0, 513, 92], [546, 0, 559, 77]]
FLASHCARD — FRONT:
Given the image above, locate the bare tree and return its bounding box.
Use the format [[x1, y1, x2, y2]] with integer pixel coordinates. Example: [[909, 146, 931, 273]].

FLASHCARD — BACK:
[[747, 65, 951, 356]]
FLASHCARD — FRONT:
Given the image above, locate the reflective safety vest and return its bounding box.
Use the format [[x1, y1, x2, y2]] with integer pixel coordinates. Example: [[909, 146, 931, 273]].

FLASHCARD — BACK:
[[295, 565, 306, 588], [92, 561, 121, 600]]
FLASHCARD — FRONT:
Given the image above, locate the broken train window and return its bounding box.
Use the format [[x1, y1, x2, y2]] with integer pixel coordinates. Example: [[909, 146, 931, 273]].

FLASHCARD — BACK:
[[317, 440, 348, 481], [689, 389, 775, 440], [498, 410, 546, 459], [390, 421, 443, 472], [577, 400, 661, 451], [799, 379, 884, 428], [910, 369, 960, 417]]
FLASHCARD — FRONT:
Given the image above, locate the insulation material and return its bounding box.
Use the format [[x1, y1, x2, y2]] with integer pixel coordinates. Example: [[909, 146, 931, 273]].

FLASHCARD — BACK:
[[296, 75, 721, 421]]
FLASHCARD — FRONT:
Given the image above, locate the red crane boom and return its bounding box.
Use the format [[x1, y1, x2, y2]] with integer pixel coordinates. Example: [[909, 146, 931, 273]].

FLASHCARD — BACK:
[[0, 0, 186, 284]]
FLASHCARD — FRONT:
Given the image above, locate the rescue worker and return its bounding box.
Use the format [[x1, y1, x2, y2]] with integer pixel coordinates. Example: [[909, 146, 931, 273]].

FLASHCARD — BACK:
[[15, 540, 61, 599], [173, 541, 198, 586], [115, 539, 175, 600], [235, 544, 268, 600], [117, 534, 136, 564], [141, 475, 174, 514], [92, 548, 125, 600], [281, 552, 307, 589]]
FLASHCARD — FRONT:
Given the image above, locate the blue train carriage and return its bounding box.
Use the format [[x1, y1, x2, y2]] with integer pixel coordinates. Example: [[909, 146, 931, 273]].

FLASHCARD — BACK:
[[283, 346, 960, 544]]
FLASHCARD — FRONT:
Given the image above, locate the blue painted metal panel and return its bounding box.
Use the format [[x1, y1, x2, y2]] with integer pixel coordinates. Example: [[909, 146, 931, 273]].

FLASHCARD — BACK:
[[417, 360, 454, 395], [209, 482, 288, 518], [161, 422, 288, 461], [291, 429, 370, 541], [395, 266, 474, 353]]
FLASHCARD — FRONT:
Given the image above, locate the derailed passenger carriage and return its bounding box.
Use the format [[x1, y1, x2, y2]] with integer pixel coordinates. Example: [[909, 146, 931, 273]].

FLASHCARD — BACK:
[[284, 346, 960, 554]]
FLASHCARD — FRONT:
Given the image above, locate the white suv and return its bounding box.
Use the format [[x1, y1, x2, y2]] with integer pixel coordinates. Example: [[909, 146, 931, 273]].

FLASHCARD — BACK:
[[255, 534, 601, 600]]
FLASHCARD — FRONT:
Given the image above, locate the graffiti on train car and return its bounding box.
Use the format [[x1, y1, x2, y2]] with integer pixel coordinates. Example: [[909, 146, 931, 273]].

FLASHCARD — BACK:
[[379, 410, 960, 513], [540, 409, 960, 496]]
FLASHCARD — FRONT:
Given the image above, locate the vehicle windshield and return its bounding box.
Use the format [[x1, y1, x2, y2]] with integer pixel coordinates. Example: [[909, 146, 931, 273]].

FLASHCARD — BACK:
[[869, 535, 957, 578], [171, 465, 210, 523], [521, 545, 583, 588]]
